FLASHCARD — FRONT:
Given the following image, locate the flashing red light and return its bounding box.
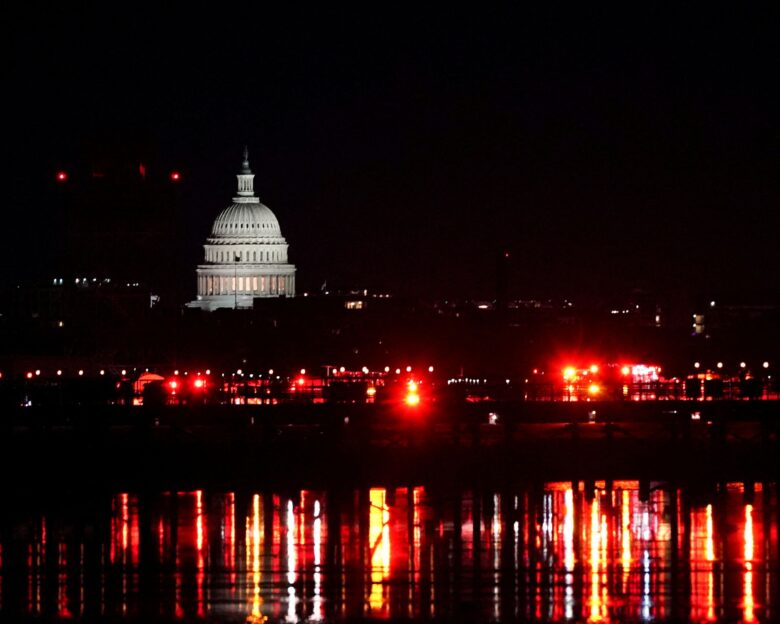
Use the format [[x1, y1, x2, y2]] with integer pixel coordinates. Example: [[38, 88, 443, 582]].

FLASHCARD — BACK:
[[169, 380, 178, 390], [170, 171, 181, 182], [405, 392, 420, 406], [297, 377, 306, 386], [621, 365, 631, 376], [56, 171, 68, 182], [193, 378, 205, 390], [26, 371, 34, 379]]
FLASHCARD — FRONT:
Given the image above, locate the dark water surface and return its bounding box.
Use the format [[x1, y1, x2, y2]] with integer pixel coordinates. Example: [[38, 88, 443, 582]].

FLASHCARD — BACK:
[[1, 481, 778, 622]]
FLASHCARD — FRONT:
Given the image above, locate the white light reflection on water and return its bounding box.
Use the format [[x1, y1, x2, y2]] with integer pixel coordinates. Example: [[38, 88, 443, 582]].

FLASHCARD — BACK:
[[563, 487, 575, 620], [312, 499, 323, 621], [743, 503, 755, 623], [286, 499, 298, 623]]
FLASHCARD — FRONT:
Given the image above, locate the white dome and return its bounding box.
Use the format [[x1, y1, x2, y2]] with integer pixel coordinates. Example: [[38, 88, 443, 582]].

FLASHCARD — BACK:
[[209, 202, 283, 240]]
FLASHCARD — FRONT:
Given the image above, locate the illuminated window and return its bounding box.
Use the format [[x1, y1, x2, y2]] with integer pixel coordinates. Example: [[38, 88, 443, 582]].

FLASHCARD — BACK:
[[253, 277, 258, 292]]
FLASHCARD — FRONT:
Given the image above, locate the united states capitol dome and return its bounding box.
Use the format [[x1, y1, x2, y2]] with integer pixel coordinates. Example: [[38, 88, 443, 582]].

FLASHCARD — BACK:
[[209, 201, 283, 239], [187, 148, 297, 311]]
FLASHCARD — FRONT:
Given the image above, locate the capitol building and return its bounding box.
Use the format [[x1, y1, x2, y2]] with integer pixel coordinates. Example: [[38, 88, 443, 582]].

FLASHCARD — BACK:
[[188, 149, 296, 311]]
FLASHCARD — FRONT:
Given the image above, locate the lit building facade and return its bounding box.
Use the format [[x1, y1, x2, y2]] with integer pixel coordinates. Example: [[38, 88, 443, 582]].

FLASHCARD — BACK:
[[188, 149, 296, 310]]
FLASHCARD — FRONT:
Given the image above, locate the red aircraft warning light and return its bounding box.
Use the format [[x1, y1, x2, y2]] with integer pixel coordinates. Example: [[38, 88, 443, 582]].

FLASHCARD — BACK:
[[170, 171, 181, 182], [56, 171, 68, 182]]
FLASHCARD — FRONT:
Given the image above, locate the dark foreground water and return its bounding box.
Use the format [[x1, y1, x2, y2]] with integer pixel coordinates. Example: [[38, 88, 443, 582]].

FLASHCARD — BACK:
[[1, 481, 777, 622]]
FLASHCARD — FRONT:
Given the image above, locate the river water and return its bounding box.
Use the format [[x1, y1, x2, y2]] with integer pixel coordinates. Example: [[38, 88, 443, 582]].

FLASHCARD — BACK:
[[1, 481, 777, 622]]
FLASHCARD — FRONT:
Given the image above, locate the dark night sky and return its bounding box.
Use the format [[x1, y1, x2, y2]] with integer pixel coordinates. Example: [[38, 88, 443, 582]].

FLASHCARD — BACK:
[[5, 5, 779, 302]]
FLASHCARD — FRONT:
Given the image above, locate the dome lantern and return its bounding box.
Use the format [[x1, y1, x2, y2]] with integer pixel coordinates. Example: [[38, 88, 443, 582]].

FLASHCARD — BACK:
[[236, 145, 255, 199]]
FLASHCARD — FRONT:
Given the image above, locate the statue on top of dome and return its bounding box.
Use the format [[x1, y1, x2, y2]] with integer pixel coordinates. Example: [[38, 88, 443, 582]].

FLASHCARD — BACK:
[[240, 145, 252, 174]]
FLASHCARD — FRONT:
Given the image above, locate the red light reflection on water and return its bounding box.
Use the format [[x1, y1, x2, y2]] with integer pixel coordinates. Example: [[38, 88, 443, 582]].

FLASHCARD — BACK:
[[3, 482, 778, 621]]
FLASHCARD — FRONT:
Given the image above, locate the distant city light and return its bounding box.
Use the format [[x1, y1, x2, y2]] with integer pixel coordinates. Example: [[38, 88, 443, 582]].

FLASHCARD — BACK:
[[740, 362, 746, 368], [694, 362, 700, 369], [339, 366, 345, 373], [300, 368, 306, 375], [428, 365, 434, 373], [763, 361, 770, 369], [620, 366, 631, 376], [56, 171, 68, 182], [563, 367, 576, 381], [361, 366, 369, 374], [366, 386, 377, 397], [170, 171, 181, 181], [384, 366, 390, 373], [78, 370, 84, 376], [193, 378, 205, 389], [35, 369, 41, 376], [56, 370, 62, 376], [406, 366, 412, 372], [588, 383, 600, 396], [589, 364, 599, 374], [717, 362, 723, 369], [99, 369, 105, 375], [395, 368, 401, 374]]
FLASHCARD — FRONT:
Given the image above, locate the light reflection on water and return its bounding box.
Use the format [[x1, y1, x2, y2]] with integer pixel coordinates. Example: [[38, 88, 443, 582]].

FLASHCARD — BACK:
[[0, 482, 777, 622]]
